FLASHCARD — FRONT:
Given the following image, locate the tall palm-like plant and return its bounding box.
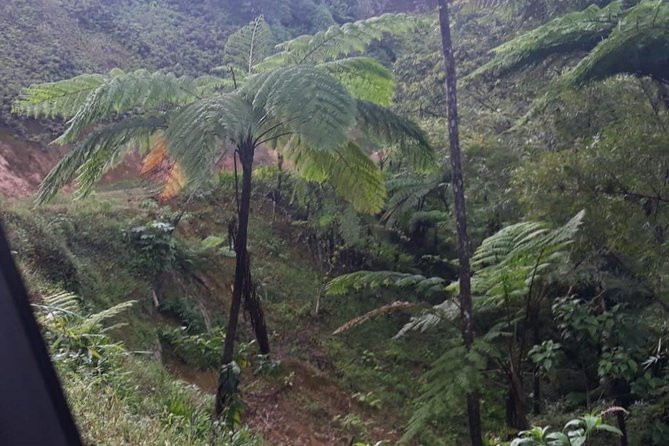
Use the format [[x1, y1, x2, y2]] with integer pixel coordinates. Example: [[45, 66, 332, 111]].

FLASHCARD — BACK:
[[13, 14, 433, 415]]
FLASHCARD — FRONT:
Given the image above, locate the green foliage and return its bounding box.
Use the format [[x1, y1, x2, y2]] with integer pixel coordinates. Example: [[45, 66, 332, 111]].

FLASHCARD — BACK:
[[468, 2, 625, 80], [469, 0, 669, 105], [162, 327, 228, 370], [124, 220, 179, 277], [402, 339, 491, 444], [327, 270, 446, 297], [508, 413, 622, 446], [34, 290, 135, 372], [469, 211, 584, 307], [222, 16, 273, 78], [564, 1, 669, 86], [257, 13, 417, 68], [318, 56, 395, 105], [529, 340, 562, 379]]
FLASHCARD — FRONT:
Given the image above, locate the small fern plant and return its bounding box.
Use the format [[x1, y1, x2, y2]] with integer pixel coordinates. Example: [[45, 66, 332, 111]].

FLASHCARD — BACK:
[[33, 291, 135, 372]]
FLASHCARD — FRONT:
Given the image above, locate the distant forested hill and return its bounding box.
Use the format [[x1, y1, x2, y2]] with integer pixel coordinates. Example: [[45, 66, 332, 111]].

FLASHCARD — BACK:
[[0, 0, 420, 136]]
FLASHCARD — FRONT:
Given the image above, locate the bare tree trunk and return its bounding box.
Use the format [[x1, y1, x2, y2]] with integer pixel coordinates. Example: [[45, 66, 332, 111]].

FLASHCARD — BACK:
[[215, 138, 271, 416], [436, 1, 483, 445]]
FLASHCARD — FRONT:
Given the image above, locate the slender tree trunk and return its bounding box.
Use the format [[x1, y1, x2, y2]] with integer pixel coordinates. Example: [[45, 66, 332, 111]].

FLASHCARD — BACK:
[[244, 268, 270, 355], [215, 138, 271, 416], [506, 362, 529, 430], [436, 1, 483, 445], [617, 411, 628, 446]]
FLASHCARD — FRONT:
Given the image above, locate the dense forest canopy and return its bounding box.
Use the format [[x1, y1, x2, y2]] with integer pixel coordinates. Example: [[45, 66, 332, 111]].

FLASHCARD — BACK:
[[1, 0, 669, 445]]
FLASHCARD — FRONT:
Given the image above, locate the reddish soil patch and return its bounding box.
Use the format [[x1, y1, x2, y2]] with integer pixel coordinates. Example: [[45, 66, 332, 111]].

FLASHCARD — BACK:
[[0, 131, 65, 199], [0, 129, 277, 200]]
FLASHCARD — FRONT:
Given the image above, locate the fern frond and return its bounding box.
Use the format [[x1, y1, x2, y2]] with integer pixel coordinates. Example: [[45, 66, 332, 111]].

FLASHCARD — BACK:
[[466, 1, 625, 80], [288, 140, 386, 213], [55, 69, 199, 144], [243, 65, 357, 151], [383, 171, 448, 225], [326, 270, 446, 296], [394, 298, 459, 338], [166, 93, 253, 183], [36, 291, 81, 316], [332, 301, 416, 335], [356, 100, 435, 170], [256, 14, 416, 69], [318, 57, 395, 105], [564, 1, 669, 85], [79, 300, 137, 334], [402, 340, 487, 442], [195, 75, 235, 95], [223, 16, 273, 77], [470, 210, 585, 307], [13, 73, 105, 119], [37, 115, 167, 204]]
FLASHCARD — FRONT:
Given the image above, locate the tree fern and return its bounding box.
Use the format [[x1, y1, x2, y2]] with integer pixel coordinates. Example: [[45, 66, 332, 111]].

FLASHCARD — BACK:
[[286, 140, 387, 213], [382, 171, 449, 225], [165, 93, 253, 183], [470, 210, 584, 307], [242, 65, 357, 151], [14, 15, 434, 414]]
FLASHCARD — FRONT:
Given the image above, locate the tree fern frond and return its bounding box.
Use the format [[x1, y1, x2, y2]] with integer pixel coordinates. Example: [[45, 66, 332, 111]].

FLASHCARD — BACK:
[[564, 1, 669, 85], [382, 171, 449, 225], [12, 73, 105, 119], [471, 210, 585, 307], [318, 57, 395, 105], [288, 140, 386, 213], [332, 301, 416, 335], [256, 14, 416, 69], [356, 100, 435, 170], [402, 340, 487, 442], [394, 298, 460, 338], [466, 1, 625, 81], [80, 300, 137, 334], [37, 115, 167, 204], [55, 69, 200, 144], [195, 75, 235, 95], [326, 270, 446, 296], [166, 93, 253, 183], [244, 65, 357, 151], [223, 15, 273, 78]]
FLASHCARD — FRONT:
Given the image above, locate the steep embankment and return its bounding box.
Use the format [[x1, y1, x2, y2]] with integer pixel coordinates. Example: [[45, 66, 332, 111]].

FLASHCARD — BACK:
[[2, 192, 413, 444]]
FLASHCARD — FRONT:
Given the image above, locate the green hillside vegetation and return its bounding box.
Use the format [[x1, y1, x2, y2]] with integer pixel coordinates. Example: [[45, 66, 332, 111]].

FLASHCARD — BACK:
[[3, 0, 669, 444]]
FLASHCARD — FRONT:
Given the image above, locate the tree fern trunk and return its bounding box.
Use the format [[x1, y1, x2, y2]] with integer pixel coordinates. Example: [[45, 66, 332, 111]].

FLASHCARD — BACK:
[[216, 138, 262, 417], [436, 1, 483, 445]]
